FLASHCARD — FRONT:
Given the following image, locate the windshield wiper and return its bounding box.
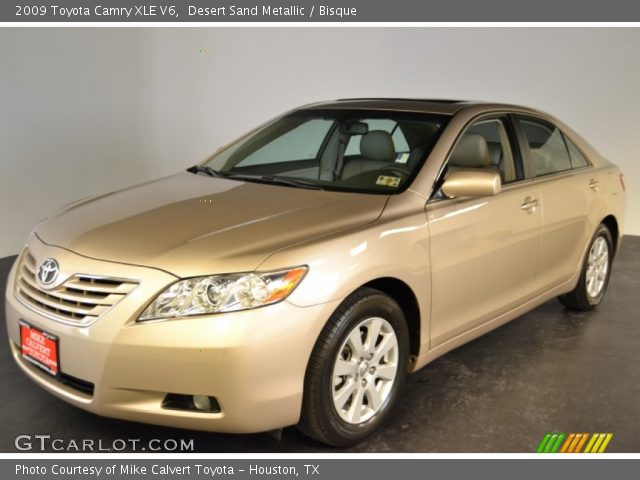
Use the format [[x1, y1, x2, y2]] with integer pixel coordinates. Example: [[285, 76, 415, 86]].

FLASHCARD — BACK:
[[223, 173, 324, 191], [187, 165, 227, 178], [188, 167, 324, 190], [267, 175, 324, 190]]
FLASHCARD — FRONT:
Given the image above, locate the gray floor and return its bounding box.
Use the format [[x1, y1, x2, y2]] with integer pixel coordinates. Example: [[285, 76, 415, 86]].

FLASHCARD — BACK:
[[1, 237, 638, 453]]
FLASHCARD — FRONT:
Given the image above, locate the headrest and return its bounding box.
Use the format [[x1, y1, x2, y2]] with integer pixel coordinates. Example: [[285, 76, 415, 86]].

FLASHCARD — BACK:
[[360, 130, 396, 162], [449, 133, 490, 168]]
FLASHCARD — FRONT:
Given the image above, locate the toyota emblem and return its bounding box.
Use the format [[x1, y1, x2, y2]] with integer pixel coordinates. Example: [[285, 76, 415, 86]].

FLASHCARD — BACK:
[[37, 258, 59, 286]]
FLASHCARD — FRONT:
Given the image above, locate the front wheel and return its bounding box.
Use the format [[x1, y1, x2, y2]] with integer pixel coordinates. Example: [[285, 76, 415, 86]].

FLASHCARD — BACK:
[[298, 288, 409, 446], [559, 224, 613, 311]]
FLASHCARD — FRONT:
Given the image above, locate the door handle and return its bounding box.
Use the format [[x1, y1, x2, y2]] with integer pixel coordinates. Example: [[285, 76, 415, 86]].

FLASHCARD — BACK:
[[589, 179, 600, 191], [521, 197, 539, 212]]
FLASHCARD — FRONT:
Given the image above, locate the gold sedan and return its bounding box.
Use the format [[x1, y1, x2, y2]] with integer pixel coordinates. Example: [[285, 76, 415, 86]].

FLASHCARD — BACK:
[[5, 99, 626, 446]]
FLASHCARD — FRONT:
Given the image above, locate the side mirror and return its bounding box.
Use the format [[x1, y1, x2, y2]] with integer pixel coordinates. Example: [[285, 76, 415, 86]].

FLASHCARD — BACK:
[[441, 169, 502, 198]]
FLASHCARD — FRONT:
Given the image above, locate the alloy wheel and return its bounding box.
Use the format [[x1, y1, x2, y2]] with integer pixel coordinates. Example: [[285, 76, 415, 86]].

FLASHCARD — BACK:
[[331, 317, 399, 424], [586, 236, 609, 298]]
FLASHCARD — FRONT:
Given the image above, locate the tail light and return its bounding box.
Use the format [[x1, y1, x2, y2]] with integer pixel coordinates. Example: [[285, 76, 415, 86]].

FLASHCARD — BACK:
[[619, 174, 626, 191]]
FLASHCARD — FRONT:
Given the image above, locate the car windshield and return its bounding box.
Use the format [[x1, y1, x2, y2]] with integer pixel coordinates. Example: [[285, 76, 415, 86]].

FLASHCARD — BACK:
[[198, 109, 449, 194]]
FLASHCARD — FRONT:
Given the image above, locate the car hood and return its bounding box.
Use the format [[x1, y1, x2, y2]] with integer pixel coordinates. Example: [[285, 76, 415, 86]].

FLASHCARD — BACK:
[[36, 172, 388, 277]]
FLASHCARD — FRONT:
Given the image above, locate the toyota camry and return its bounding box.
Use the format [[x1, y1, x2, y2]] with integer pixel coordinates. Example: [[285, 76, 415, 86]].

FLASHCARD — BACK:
[[5, 98, 626, 446]]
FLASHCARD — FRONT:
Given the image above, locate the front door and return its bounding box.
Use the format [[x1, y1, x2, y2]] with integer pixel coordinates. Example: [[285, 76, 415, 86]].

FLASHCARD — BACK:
[[426, 116, 542, 347]]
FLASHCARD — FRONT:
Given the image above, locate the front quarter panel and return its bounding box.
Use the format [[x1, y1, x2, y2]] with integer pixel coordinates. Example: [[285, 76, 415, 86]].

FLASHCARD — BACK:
[[257, 192, 431, 356]]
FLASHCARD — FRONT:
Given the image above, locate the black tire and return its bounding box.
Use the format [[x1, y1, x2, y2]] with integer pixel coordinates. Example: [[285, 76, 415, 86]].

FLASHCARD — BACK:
[[298, 287, 410, 447], [558, 224, 613, 311]]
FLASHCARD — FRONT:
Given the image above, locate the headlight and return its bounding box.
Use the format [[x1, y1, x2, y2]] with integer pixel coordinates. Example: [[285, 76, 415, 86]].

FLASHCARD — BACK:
[[137, 266, 307, 322]]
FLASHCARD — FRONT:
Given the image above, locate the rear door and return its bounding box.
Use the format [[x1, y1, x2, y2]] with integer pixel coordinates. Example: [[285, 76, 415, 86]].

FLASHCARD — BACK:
[[515, 115, 604, 294]]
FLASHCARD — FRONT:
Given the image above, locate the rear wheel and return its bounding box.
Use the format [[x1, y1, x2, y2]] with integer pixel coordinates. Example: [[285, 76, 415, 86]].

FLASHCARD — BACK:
[[298, 288, 409, 446], [559, 224, 613, 311]]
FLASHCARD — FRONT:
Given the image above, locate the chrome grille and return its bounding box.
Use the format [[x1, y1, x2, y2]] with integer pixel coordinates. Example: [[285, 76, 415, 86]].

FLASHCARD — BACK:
[[16, 249, 138, 326]]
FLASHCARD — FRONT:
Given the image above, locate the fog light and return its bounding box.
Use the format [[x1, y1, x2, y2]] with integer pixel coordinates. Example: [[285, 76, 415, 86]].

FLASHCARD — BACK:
[[162, 393, 221, 413], [193, 395, 212, 411]]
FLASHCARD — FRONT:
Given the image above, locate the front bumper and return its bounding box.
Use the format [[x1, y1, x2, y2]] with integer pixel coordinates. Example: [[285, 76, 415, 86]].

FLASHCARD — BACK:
[[5, 237, 339, 433]]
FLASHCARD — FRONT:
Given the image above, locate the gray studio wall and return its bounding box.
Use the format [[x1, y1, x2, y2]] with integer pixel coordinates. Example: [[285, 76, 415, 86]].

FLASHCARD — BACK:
[[0, 29, 156, 258], [1, 28, 639, 257]]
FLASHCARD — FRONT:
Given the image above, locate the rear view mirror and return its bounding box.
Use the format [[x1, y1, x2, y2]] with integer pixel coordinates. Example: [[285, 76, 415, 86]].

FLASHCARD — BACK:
[[339, 122, 369, 136], [441, 169, 502, 198]]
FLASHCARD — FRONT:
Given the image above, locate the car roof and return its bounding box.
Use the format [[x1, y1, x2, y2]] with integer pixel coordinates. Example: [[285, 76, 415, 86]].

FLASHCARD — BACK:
[[300, 98, 542, 116]]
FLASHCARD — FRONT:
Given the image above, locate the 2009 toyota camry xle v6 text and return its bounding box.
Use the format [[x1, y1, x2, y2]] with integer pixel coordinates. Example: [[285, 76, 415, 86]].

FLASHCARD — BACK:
[[5, 99, 626, 446]]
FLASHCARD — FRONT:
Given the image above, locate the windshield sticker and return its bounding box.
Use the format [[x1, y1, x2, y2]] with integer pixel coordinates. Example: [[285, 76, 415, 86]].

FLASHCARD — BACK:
[[376, 175, 401, 188], [396, 153, 410, 164]]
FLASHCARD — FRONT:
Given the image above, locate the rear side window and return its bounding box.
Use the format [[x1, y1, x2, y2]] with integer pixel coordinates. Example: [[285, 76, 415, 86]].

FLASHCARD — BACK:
[[517, 117, 572, 177], [564, 136, 590, 168]]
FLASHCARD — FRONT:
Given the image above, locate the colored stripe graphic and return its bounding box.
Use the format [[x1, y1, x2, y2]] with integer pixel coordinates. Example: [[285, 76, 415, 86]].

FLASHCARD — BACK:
[[538, 433, 613, 453], [544, 433, 558, 453], [536, 433, 552, 453], [559, 433, 575, 453], [536, 433, 551, 453], [584, 433, 599, 453], [536, 433, 565, 453], [598, 433, 614, 453], [574, 433, 589, 452], [550, 433, 565, 453], [584, 433, 614, 453], [568, 434, 581, 452]]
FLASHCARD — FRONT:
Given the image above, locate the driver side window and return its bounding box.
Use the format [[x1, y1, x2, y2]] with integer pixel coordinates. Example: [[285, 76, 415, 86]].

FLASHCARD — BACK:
[[458, 119, 517, 183], [435, 118, 517, 199]]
